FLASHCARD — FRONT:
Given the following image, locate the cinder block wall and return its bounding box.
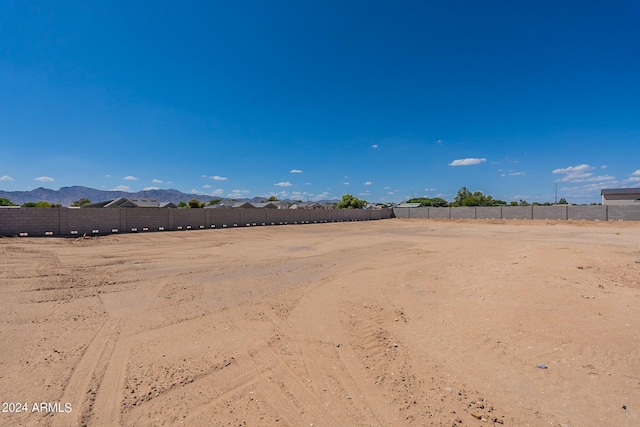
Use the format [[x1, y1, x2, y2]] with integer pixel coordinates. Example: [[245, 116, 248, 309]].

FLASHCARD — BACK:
[[608, 206, 640, 221], [392, 206, 640, 221], [568, 206, 606, 221], [0, 208, 394, 237], [532, 206, 567, 220]]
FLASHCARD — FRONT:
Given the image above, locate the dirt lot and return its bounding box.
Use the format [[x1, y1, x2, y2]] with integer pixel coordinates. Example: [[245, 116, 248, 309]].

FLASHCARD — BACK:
[[0, 218, 639, 426]]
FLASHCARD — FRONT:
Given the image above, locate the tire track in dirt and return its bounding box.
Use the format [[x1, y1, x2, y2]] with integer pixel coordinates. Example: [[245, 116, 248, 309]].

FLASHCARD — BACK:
[[52, 279, 166, 427], [196, 269, 348, 426]]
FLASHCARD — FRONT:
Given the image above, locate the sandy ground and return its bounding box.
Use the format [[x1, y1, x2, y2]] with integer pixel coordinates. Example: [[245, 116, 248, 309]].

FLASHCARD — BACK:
[[0, 218, 639, 427]]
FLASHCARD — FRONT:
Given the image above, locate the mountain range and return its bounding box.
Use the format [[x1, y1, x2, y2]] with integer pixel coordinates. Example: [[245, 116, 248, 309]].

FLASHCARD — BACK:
[[0, 186, 336, 207]]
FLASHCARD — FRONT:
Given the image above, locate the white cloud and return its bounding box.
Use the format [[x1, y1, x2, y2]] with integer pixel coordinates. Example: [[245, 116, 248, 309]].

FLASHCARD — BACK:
[[0, 175, 14, 181], [387, 192, 395, 195], [509, 172, 525, 176], [364, 181, 372, 186], [424, 188, 436, 191], [436, 139, 443, 144], [123, 175, 138, 181], [449, 158, 486, 166], [584, 175, 616, 183], [143, 186, 159, 191], [311, 191, 329, 201], [290, 169, 303, 173], [111, 185, 131, 192], [275, 181, 292, 187], [203, 184, 212, 188], [152, 178, 163, 183], [227, 189, 250, 198], [372, 144, 378, 149], [601, 165, 608, 169], [626, 170, 640, 183], [552, 164, 594, 182], [211, 175, 228, 181], [343, 182, 350, 185], [201, 174, 207, 178], [105, 174, 111, 178], [359, 192, 370, 196], [35, 176, 54, 182], [211, 189, 224, 196]]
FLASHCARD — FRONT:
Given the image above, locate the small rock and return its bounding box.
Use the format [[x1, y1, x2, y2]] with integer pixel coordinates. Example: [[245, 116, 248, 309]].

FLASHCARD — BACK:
[[622, 405, 627, 410]]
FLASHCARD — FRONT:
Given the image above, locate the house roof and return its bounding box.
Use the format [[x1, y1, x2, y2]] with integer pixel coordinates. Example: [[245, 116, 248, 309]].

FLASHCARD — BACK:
[[252, 202, 279, 209], [396, 203, 422, 208], [83, 198, 166, 208], [232, 202, 254, 208], [601, 188, 640, 195]]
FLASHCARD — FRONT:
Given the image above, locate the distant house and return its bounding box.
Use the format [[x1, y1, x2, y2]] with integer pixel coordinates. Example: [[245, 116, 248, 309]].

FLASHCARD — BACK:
[[252, 202, 280, 209], [601, 188, 640, 205], [82, 198, 175, 208], [290, 202, 321, 209], [233, 201, 255, 209], [318, 202, 337, 209], [396, 203, 422, 208]]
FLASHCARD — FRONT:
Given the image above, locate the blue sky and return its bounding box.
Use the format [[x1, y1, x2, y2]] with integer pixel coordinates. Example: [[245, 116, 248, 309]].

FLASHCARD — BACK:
[[1, 1, 639, 203]]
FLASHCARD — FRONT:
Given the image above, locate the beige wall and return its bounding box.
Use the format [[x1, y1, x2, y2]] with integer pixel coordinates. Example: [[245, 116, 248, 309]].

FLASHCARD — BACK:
[[602, 193, 640, 205]]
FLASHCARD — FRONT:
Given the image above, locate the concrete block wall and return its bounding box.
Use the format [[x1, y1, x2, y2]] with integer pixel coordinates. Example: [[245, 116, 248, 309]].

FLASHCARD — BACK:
[[568, 206, 606, 221], [266, 209, 290, 224], [429, 208, 451, 219], [313, 209, 332, 222], [121, 209, 170, 232], [502, 207, 532, 220], [0, 208, 61, 236], [290, 209, 311, 224], [393, 206, 640, 222], [207, 209, 241, 228], [608, 205, 640, 221], [532, 206, 567, 220], [451, 207, 476, 219], [240, 209, 268, 226], [66, 208, 121, 235], [172, 209, 206, 230], [476, 207, 502, 219], [0, 207, 394, 237], [330, 210, 346, 221]]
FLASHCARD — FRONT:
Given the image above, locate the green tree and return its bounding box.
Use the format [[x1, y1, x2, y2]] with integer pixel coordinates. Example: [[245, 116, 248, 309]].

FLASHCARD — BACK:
[[337, 194, 366, 209], [0, 197, 16, 206], [452, 187, 506, 207], [558, 198, 567, 205], [71, 198, 91, 207], [267, 195, 279, 202], [405, 197, 448, 207], [453, 187, 473, 206], [178, 201, 187, 208], [188, 198, 204, 208], [207, 199, 222, 206], [21, 201, 53, 208]]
